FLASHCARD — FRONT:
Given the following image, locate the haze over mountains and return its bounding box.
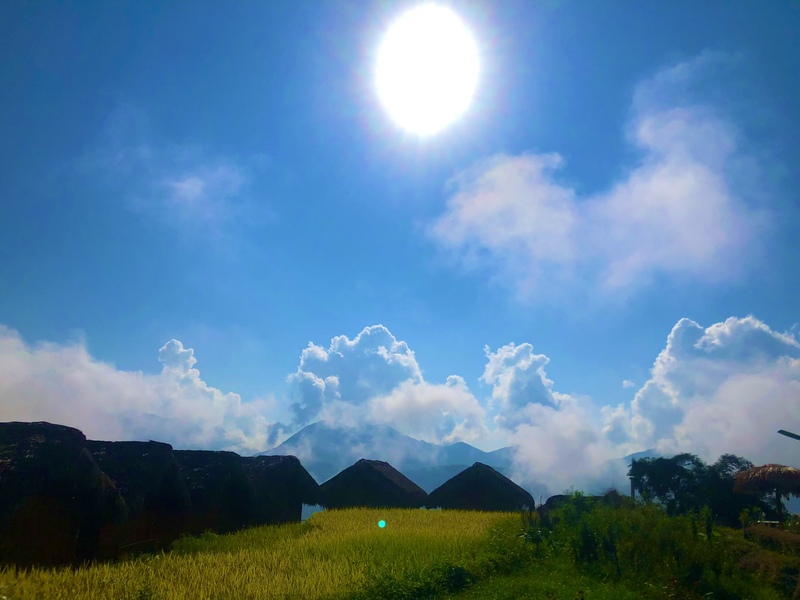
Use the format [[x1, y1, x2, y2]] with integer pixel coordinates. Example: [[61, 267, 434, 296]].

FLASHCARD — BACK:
[[255, 420, 657, 498]]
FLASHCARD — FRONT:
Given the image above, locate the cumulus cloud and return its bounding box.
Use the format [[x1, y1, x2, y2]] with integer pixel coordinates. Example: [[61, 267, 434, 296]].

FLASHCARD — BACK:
[[476, 315, 800, 500], [611, 315, 800, 465], [476, 341, 627, 496], [367, 376, 488, 445], [4, 314, 797, 503], [0, 326, 289, 455], [482, 342, 565, 428], [287, 325, 488, 445], [428, 54, 772, 300], [622, 380, 635, 388], [505, 395, 628, 499], [287, 325, 422, 424]]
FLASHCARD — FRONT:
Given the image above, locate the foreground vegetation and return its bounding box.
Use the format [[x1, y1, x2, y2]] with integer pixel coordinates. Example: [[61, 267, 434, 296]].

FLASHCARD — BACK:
[[2, 494, 800, 600]]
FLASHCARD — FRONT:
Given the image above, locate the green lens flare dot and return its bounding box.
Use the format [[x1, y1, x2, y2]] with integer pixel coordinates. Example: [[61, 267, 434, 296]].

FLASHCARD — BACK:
[[378, 520, 386, 528]]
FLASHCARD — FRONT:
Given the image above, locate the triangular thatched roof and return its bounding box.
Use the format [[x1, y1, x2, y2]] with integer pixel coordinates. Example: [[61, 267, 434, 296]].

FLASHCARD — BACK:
[[320, 459, 427, 509], [241, 455, 321, 506], [425, 462, 534, 512]]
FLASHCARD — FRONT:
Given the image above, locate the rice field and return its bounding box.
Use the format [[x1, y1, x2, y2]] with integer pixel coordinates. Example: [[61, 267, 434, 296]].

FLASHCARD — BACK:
[[0, 507, 513, 600], [2, 497, 798, 600]]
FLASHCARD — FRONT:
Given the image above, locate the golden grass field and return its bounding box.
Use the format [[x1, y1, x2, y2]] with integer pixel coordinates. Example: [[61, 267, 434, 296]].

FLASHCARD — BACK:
[[0, 508, 513, 600]]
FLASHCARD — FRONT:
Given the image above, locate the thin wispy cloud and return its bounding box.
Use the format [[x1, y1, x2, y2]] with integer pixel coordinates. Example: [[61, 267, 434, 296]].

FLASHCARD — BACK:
[[428, 55, 774, 301], [77, 104, 273, 237]]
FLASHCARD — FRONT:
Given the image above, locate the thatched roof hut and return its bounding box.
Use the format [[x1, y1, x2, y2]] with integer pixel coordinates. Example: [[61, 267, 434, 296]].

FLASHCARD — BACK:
[[87, 440, 191, 554], [320, 459, 428, 509], [173, 450, 256, 535], [734, 464, 800, 521], [425, 462, 534, 512], [242, 455, 321, 526], [0, 422, 126, 567]]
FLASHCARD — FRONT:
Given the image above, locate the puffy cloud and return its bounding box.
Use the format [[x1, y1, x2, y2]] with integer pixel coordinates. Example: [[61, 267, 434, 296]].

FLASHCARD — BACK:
[[505, 395, 627, 499], [287, 325, 423, 425], [287, 325, 488, 445], [428, 55, 772, 300], [367, 376, 488, 445], [622, 380, 635, 388], [477, 341, 627, 496], [430, 154, 579, 298], [5, 314, 796, 503], [481, 342, 563, 429], [481, 315, 800, 499], [601, 402, 632, 446], [615, 316, 800, 465], [0, 326, 288, 455]]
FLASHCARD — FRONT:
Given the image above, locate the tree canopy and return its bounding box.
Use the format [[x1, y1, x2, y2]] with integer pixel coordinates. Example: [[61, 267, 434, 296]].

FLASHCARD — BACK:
[[629, 452, 778, 526]]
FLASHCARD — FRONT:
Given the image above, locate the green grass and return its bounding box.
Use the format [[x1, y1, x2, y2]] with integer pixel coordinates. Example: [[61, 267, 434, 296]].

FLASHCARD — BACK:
[[1, 495, 798, 600]]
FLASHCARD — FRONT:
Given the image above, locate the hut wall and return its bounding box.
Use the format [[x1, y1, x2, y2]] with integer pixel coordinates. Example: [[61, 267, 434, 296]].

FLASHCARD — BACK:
[[0, 422, 127, 568]]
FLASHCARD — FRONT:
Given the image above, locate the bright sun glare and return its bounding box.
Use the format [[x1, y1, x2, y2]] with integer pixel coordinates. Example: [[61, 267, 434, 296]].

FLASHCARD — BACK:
[[376, 3, 479, 137]]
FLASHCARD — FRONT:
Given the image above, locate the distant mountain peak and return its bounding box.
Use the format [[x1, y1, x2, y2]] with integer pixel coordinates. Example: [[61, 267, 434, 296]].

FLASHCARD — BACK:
[[255, 421, 516, 487]]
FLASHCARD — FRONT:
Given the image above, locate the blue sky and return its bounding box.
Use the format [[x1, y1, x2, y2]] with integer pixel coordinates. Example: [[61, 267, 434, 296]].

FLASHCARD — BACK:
[[1, 1, 799, 494]]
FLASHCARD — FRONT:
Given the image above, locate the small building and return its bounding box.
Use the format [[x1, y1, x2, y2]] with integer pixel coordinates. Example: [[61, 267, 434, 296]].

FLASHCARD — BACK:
[[0, 421, 126, 567], [320, 459, 428, 509], [241, 455, 321, 526], [173, 449, 257, 536], [425, 462, 535, 512], [87, 439, 191, 556]]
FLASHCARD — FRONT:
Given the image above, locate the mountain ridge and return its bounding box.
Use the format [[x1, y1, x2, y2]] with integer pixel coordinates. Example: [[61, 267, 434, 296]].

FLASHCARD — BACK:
[[254, 421, 657, 495]]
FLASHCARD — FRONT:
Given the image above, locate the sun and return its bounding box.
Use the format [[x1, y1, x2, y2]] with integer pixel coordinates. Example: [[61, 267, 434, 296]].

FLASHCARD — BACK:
[[375, 4, 479, 137]]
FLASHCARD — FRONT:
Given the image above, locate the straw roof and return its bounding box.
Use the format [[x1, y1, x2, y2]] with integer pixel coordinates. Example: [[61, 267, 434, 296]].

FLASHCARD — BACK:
[[425, 462, 534, 512], [320, 459, 428, 509], [241, 455, 322, 510], [733, 463, 800, 521], [733, 464, 800, 498]]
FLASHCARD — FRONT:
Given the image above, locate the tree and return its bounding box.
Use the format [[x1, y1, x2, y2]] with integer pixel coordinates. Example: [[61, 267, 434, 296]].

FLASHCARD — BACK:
[[629, 453, 708, 516], [701, 454, 760, 527], [629, 453, 776, 525]]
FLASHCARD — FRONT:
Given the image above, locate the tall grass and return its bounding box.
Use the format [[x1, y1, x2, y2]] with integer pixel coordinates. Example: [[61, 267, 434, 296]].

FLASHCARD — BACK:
[[483, 492, 795, 600]]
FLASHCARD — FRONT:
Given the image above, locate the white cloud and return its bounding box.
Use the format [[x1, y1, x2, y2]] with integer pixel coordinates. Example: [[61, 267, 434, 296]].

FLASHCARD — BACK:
[[478, 315, 800, 499], [622, 380, 635, 388], [505, 395, 627, 499], [613, 316, 800, 465], [428, 55, 773, 300], [430, 153, 580, 298], [4, 314, 798, 502], [287, 325, 424, 425], [477, 341, 627, 496], [367, 376, 488, 445], [481, 342, 563, 429], [287, 325, 491, 446], [0, 326, 288, 455]]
